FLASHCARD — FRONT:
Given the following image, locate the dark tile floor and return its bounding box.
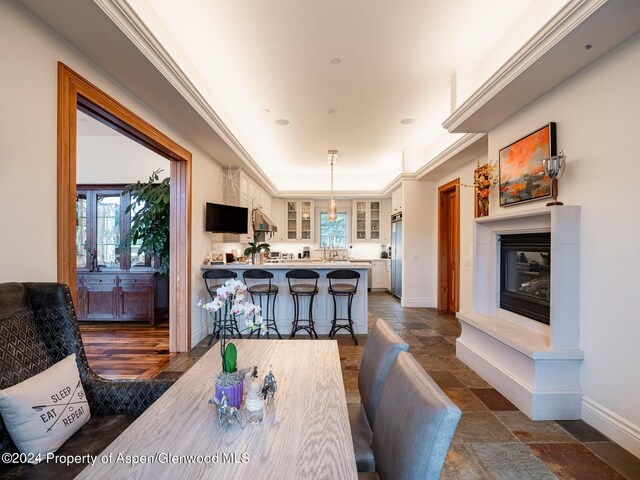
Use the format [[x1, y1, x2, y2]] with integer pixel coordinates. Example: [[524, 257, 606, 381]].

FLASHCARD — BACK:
[[159, 291, 640, 479]]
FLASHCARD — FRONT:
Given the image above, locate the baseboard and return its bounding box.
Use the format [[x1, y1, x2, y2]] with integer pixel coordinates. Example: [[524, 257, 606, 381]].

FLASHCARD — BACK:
[[582, 396, 640, 458], [400, 297, 436, 308]]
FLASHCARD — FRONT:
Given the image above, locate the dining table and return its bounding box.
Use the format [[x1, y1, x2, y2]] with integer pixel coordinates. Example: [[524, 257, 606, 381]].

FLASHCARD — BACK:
[[74, 339, 358, 479]]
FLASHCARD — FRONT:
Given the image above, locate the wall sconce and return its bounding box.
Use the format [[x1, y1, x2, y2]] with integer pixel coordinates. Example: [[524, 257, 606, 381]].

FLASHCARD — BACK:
[[542, 150, 566, 206]]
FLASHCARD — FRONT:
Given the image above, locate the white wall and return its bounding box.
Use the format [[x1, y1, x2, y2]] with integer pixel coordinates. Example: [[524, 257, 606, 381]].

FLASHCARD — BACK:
[[0, 1, 224, 348], [77, 135, 170, 184], [401, 180, 437, 307], [426, 153, 488, 313], [486, 33, 640, 455]]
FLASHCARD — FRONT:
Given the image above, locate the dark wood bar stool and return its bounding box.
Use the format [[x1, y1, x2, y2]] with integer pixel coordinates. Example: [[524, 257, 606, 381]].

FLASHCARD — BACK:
[[243, 269, 281, 339], [286, 269, 320, 339], [202, 269, 242, 345], [327, 269, 360, 345]]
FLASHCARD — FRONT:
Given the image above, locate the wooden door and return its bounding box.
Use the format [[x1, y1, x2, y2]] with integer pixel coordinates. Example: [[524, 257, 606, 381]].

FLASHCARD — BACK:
[[438, 179, 460, 313]]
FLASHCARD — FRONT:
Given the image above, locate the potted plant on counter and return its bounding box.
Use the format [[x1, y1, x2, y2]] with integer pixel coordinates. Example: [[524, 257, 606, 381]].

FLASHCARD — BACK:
[[243, 239, 270, 265]]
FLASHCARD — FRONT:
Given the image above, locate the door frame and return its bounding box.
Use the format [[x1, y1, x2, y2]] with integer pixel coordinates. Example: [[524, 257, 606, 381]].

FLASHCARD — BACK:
[[57, 63, 192, 352], [437, 178, 460, 312]]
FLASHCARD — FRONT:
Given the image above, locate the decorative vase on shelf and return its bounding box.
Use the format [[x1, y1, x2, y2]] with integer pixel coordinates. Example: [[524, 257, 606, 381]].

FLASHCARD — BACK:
[[477, 196, 489, 218]]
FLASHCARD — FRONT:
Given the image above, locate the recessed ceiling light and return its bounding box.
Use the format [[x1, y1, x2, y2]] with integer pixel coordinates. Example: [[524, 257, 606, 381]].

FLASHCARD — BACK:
[[275, 119, 290, 125], [330, 58, 341, 65], [400, 118, 415, 125], [328, 108, 338, 114]]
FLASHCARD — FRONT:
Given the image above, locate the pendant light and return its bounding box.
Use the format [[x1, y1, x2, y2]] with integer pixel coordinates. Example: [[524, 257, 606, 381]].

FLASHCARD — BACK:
[[328, 150, 338, 222]]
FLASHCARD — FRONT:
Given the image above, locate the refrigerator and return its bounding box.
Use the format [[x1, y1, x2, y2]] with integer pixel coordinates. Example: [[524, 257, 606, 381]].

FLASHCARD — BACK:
[[391, 213, 402, 299]]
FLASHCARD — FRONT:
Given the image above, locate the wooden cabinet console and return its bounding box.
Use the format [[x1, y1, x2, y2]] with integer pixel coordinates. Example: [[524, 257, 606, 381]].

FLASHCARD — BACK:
[[76, 272, 155, 325]]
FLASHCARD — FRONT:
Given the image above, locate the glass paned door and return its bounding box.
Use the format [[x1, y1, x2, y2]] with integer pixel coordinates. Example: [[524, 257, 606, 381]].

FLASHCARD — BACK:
[[76, 193, 88, 268], [287, 201, 297, 239], [356, 201, 367, 239], [96, 195, 121, 268], [129, 197, 149, 267], [370, 201, 380, 240], [300, 201, 312, 240]]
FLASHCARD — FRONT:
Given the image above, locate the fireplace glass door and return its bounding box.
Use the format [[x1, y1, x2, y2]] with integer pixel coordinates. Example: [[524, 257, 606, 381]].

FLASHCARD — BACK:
[[500, 233, 551, 324]]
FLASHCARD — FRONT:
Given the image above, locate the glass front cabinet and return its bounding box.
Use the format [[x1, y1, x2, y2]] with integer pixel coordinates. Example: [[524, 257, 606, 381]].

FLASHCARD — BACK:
[[75, 186, 158, 324], [285, 200, 314, 241], [353, 200, 385, 242]]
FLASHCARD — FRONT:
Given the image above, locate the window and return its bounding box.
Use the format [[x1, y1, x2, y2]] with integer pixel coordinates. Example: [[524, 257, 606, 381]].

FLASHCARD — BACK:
[[76, 186, 154, 271], [320, 212, 347, 248]]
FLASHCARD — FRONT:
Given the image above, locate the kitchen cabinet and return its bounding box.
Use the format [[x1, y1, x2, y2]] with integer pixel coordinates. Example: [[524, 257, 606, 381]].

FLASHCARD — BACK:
[[271, 199, 285, 242], [285, 200, 314, 241], [353, 200, 383, 241], [385, 259, 391, 290], [371, 260, 387, 290], [77, 272, 155, 324], [391, 187, 403, 214]]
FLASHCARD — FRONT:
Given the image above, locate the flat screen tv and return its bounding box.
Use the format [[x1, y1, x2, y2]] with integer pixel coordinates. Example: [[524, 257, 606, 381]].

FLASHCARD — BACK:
[[205, 202, 248, 234]]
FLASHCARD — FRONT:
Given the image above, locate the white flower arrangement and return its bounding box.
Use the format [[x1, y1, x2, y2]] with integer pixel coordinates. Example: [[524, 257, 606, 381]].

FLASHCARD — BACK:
[[199, 280, 267, 375]]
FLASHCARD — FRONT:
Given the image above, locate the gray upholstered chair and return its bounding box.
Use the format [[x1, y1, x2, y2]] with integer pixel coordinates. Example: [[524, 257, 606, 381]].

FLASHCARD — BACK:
[[0, 282, 173, 479], [359, 352, 462, 480], [348, 319, 408, 472]]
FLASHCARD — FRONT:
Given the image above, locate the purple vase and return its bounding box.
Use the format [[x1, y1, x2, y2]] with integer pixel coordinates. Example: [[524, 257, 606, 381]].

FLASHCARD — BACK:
[[215, 381, 243, 409]]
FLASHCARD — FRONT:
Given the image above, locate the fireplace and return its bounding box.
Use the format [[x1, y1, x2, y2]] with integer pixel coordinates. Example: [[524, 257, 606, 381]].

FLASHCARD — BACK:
[[500, 233, 551, 324], [457, 206, 582, 420]]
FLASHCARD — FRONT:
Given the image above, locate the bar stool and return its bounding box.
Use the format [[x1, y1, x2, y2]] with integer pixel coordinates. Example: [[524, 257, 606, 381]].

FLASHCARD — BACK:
[[286, 269, 320, 339], [243, 269, 281, 339], [202, 269, 242, 345], [327, 269, 360, 345]]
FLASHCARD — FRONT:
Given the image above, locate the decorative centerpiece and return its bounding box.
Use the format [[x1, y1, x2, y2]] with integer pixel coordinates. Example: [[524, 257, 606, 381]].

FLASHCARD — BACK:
[[463, 159, 498, 218], [199, 280, 266, 410]]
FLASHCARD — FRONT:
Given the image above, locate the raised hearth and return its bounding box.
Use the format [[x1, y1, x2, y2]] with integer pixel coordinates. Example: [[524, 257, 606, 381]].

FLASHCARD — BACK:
[[457, 206, 583, 420]]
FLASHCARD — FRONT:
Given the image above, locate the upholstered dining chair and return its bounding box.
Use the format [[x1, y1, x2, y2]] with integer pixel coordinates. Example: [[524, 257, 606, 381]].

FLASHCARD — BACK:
[[359, 352, 462, 480], [0, 282, 174, 479], [348, 319, 408, 472]]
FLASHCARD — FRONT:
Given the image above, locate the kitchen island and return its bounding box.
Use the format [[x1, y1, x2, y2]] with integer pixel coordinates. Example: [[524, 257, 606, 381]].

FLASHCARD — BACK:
[[201, 262, 370, 335]]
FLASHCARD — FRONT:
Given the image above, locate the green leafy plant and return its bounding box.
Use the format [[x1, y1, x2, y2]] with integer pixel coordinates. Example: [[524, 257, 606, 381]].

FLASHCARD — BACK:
[[223, 342, 237, 373], [243, 239, 270, 257], [121, 169, 170, 274]]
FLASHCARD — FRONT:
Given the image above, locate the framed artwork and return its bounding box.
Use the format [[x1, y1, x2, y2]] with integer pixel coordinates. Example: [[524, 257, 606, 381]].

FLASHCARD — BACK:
[[499, 122, 556, 206]]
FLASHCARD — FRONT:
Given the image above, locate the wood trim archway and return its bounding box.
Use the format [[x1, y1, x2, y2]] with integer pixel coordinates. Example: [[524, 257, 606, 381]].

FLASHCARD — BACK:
[[437, 178, 460, 312], [57, 63, 192, 352]]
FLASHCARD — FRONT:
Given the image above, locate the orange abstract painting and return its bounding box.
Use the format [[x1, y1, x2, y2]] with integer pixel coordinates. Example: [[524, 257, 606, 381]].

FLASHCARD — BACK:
[[499, 123, 554, 206]]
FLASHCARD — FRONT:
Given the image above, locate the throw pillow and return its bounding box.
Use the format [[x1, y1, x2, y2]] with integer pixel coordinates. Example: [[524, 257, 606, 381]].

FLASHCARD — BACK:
[[0, 354, 91, 464]]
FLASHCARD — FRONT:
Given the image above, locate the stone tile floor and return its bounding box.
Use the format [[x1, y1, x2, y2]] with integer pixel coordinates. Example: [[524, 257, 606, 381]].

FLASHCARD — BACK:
[[160, 291, 640, 479]]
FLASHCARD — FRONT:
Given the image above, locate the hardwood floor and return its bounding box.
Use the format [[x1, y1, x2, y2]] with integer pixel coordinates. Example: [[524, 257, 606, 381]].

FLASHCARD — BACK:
[[79, 321, 174, 379]]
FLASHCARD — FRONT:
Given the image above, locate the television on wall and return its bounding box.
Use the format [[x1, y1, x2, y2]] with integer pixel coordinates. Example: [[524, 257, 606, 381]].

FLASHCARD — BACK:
[[205, 203, 248, 234]]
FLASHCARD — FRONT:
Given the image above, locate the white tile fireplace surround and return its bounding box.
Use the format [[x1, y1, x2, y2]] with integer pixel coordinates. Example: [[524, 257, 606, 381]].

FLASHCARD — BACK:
[[456, 206, 583, 420]]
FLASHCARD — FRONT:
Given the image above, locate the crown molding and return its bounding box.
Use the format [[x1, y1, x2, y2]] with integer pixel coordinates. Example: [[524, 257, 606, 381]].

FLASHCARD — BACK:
[[94, 0, 280, 197], [414, 133, 486, 180], [442, 0, 607, 133]]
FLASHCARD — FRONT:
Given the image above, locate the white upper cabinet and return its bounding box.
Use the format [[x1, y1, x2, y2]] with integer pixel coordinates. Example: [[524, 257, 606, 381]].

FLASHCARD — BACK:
[[391, 187, 403, 214], [353, 200, 389, 242], [285, 200, 314, 242]]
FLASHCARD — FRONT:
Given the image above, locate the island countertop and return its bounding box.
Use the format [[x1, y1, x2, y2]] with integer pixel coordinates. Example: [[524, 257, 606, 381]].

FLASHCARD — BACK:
[[202, 261, 371, 270], [199, 262, 369, 335]]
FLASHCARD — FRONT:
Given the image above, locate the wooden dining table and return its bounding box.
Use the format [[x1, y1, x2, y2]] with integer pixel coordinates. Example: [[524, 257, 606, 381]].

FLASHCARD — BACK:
[[75, 339, 358, 479]]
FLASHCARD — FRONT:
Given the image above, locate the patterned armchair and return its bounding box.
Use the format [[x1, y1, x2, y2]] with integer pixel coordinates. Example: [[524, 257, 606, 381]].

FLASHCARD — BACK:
[[0, 282, 174, 478]]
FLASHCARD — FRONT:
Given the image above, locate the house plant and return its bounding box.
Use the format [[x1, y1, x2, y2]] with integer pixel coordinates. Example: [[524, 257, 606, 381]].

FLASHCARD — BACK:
[[121, 169, 170, 274], [199, 279, 265, 408]]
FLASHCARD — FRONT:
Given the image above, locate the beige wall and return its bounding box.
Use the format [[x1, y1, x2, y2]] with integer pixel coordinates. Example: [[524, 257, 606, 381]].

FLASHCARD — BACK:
[[0, 1, 224, 347]]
